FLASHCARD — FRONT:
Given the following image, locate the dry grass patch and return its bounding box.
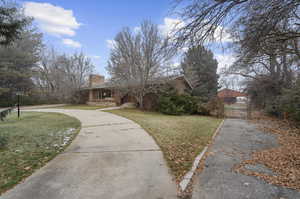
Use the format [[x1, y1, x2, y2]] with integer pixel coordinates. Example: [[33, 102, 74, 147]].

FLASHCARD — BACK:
[[106, 108, 222, 181]]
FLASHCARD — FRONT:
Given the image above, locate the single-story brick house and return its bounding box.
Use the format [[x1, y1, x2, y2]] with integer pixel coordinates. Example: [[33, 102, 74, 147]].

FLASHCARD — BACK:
[[81, 74, 193, 110], [218, 88, 247, 104]]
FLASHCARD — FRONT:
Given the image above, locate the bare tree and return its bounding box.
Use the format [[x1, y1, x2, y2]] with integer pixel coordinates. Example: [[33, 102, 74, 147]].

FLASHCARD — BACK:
[[219, 74, 243, 91], [107, 20, 176, 108], [174, 0, 299, 112], [174, 0, 299, 48], [35, 49, 94, 103]]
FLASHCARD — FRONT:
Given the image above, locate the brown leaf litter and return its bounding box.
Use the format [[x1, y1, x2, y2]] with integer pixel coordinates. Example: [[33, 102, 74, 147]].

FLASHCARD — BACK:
[[234, 116, 300, 191]]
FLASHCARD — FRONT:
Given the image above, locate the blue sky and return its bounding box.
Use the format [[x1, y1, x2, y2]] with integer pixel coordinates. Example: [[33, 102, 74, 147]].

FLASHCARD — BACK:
[[20, 0, 234, 77]]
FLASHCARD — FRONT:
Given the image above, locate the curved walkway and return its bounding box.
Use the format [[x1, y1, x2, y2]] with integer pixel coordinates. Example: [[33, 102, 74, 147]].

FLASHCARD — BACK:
[[1, 109, 177, 199]]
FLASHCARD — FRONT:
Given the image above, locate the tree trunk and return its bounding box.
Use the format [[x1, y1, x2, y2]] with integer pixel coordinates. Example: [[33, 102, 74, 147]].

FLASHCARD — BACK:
[[247, 97, 252, 120], [139, 92, 144, 110]]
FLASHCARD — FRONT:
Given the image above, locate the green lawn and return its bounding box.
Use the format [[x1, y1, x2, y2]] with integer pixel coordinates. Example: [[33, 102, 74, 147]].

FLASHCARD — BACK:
[[54, 104, 113, 110], [106, 109, 222, 181], [0, 112, 81, 195]]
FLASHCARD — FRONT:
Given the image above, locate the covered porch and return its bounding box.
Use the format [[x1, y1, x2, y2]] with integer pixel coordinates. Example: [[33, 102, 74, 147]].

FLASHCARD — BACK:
[[88, 88, 117, 105]]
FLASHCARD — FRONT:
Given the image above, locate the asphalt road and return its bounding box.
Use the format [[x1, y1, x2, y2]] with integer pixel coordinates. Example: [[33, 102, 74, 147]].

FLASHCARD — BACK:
[[192, 119, 300, 199]]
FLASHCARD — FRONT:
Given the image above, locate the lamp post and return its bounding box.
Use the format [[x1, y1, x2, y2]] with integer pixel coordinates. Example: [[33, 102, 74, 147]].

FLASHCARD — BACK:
[[15, 91, 24, 119]]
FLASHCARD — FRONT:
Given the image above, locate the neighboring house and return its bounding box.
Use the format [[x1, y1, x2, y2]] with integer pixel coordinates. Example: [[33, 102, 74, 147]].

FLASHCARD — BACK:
[[218, 88, 247, 104], [82, 74, 193, 109]]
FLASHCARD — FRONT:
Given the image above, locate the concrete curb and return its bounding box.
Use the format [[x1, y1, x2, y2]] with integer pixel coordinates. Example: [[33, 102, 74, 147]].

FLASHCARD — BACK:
[[179, 119, 225, 192], [212, 119, 225, 140], [97, 106, 121, 111], [20, 104, 67, 110]]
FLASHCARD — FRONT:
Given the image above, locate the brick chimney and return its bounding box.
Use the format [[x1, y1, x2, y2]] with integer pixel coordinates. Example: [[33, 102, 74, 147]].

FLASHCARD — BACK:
[[89, 74, 105, 87]]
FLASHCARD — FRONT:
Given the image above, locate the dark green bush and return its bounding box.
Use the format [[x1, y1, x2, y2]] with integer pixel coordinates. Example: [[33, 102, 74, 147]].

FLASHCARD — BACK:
[[265, 99, 282, 118], [193, 96, 224, 117], [260, 79, 300, 124], [0, 93, 61, 108], [279, 80, 300, 123], [196, 102, 210, 115], [0, 134, 8, 150], [206, 97, 225, 118], [158, 94, 197, 115]]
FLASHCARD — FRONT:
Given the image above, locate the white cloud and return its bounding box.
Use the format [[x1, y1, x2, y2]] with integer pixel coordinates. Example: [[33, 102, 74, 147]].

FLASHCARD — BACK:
[[159, 17, 233, 43], [62, 38, 81, 48], [214, 26, 233, 43], [172, 62, 180, 68], [158, 18, 187, 54], [133, 26, 141, 34], [215, 54, 236, 73], [24, 2, 81, 37], [133, 18, 184, 37], [180, 47, 189, 53], [89, 55, 100, 59], [106, 39, 116, 49], [159, 17, 185, 38]]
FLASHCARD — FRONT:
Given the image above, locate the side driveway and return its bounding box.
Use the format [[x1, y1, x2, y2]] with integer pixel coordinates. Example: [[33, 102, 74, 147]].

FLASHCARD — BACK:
[[192, 119, 300, 199], [1, 109, 177, 199]]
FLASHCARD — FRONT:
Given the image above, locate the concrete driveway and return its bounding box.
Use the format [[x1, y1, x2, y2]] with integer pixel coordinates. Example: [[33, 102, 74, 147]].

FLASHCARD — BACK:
[[1, 109, 177, 199], [192, 119, 300, 199]]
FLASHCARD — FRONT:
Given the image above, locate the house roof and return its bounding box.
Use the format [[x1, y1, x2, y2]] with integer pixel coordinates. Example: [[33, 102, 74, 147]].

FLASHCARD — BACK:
[[81, 82, 114, 90], [218, 88, 247, 98], [82, 75, 193, 90], [173, 76, 193, 89]]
